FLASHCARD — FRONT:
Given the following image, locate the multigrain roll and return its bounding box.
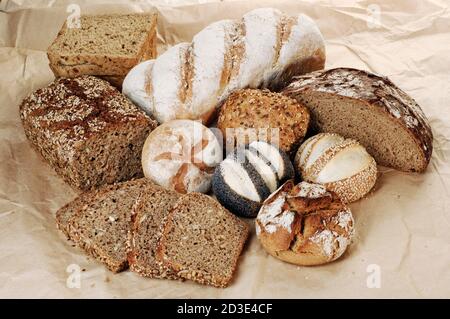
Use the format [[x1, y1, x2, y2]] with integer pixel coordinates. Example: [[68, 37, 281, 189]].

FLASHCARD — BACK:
[[212, 141, 294, 218], [217, 89, 310, 154], [256, 180, 355, 266], [295, 133, 377, 203]]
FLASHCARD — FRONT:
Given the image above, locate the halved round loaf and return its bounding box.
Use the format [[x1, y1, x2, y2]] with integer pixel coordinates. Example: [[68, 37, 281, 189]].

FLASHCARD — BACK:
[[256, 180, 355, 266], [283, 67, 433, 173], [212, 141, 294, 218], [295, 133, 377, 203], [217, 89, 310, 154], [141, 119, 223, 193]]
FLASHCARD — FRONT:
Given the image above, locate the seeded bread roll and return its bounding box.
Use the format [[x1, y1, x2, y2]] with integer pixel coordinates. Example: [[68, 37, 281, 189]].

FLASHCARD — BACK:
[[283, 68, 433, 172], [141, 120, 223, 194], [256, 180, 355, 266], [212, 141, 294, 217], [19, 76, 157, 190], [295, 133, 377, 203], [123, 7, 325, 124], [47, 13, 157, 87], [157, 192, 249, 288], [217, 89, 310, 154]]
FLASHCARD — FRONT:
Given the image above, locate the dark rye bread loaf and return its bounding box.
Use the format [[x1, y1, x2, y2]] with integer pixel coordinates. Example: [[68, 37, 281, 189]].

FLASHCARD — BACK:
[[217, 89, 310, 154], [20, 76, 157, 190], [157, 193, 249, 288], [283, 68, 433, 172], [56, 178, 151, 273], [127, 185, 180, 280]]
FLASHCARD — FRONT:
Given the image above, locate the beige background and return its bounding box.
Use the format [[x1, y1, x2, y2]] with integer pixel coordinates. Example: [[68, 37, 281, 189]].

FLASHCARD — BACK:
[[0, 0, 449, 298]]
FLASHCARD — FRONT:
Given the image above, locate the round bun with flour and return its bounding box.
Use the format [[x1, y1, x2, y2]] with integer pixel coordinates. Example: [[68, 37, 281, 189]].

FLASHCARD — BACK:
[[141, 119, 222, 193], [256, 180, 355, 266], [295, 133, 377, 203], [212, 141, 294, 218]]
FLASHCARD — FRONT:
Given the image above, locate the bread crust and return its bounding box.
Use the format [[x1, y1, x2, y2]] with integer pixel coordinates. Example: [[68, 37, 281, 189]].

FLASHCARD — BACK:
[[283, 67, 433, 172]]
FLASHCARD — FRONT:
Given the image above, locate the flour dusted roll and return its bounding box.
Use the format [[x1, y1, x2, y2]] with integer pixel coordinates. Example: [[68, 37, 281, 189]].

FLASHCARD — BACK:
[[295, 133, 377, 203], [123, 8, 325, 124], [141, 120, 223, 193], [256, 180, 355, 266], [212, 141, 294, 218]]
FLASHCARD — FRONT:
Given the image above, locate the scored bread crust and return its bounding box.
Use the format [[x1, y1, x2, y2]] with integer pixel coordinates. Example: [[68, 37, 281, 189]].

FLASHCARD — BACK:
[[47, 13, 157, 85], [283, 67, 433, 172], [156, 193, 249, 288], [123, 8, 325, 124], [296, 133, 378, 203], [256, 180, 355, 266]]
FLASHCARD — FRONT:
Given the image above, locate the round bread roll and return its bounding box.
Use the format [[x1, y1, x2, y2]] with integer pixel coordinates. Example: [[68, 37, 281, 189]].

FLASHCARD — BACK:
[[212, 141, 294, 218], [217, 89, 310, 154], [256, 180, 355, 266], [141, 120, 222, 193], [295, 133, 377, 203]]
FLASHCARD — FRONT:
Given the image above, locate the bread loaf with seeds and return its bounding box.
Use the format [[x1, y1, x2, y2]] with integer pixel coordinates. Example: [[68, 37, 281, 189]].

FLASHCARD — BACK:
[[123, 7, 325, 124], [19, 76, 157, 190], [295, 133, 377, 203], [256, 180, 355, 266]]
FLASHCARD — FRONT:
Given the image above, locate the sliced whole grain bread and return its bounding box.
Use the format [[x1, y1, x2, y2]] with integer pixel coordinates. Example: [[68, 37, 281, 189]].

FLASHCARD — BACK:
[[47, 13, 157, 86], [283, 68, 433, 172], [56, 178, 152, 273], [157, 193, 249, 288], [127, 185, 181, 280]]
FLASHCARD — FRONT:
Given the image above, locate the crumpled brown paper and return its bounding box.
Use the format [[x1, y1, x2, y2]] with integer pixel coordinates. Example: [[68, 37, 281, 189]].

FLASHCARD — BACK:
[[1, 0, 449, 298]]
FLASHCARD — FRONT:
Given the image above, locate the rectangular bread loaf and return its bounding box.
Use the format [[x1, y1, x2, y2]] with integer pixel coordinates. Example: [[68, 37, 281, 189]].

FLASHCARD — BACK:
[[19, 76, 157, 190], [47, 13, 157, 87]]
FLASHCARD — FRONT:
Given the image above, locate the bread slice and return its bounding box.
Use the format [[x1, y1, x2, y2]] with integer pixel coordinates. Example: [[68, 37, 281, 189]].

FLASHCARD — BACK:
[[56, 178, 152, 273], [217, 89, 310, 154], [157, 193, 249, 288], [127, 185, 180, 279], [283, 68, 433, 172], [20, 76, 157, 190], [47, 13, 157, 86]]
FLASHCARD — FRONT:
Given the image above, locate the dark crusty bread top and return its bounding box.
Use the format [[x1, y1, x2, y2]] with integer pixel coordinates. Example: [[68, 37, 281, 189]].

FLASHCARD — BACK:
[[48, 13, 157, 57], [283, 68, 433, 164], [20, 76, 154, 157]]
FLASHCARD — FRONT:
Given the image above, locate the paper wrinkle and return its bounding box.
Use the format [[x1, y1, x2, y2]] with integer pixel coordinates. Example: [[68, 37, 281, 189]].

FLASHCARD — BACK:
[[1, 0, 450, 298]]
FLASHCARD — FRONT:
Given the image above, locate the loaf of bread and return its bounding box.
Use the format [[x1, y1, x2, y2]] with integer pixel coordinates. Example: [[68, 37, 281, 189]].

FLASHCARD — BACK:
[[212, 141, 294, 217], [20, 76, 157, 190], [157, 192, 249, 288], [123, 7, 325, 124], [283, 67, 433, 172], [295, 133, 377, 203], [141, 119, 223, 194], [56, 178, 152, 273], [256, 180, 355, 266], [217, 89, 310, 154], [47, 13, 158, 87]]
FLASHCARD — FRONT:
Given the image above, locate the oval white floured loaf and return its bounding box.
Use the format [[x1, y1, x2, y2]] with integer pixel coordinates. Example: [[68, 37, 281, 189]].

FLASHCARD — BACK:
[[123, 7, 325, 124], [283, 67, 433, 173], [256, 180, 355, 266], [141, 120, 223, 193], [212, 141, 294, 217], [295, 133, 377, 203]]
